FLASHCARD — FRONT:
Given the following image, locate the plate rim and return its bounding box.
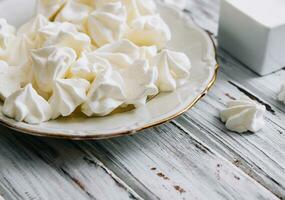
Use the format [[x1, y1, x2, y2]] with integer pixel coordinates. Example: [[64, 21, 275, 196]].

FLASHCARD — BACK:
[[0, 5, 219, 140]]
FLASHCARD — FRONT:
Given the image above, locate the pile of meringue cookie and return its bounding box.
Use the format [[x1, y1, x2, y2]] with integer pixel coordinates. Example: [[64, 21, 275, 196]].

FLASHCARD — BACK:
[[0, 0, 192, 124]]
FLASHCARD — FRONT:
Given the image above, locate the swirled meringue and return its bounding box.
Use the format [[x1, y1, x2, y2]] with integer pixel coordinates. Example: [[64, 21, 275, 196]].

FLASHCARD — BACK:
[[55, 1, 92, 32], [94, 39, 140, 69], [139, 45, 157, 60], [0, 61, 26, 101], [0, 18, 15, 60], [31, 46, 77, 94], [127, 15, 171, 48], [95, 0, 157, 23], [49, 78, 90, 119], [2, 84, 52, 124], [119, 60, 158, 107], [151, 49, 191, 92], [87, 2, 128, 46], [17, 14, 50, 48], [69, 51, 111, 81], [278, 84, 285, 104], [220, 98, 266, 133], [37, 0, 67, 20], [43, 29, 91, 56], [82, 68, 126, 116]]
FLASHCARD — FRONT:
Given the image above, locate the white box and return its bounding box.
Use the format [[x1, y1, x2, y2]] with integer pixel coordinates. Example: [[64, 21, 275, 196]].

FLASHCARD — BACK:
[[218, 0, 285, 75]]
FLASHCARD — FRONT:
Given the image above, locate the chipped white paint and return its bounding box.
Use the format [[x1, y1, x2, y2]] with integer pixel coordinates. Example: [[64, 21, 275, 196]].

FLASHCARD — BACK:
[[0, 0, 284, 200]]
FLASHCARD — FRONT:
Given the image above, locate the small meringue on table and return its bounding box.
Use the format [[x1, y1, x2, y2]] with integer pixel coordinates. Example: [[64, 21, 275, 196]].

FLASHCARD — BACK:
[[151, 49, 191, 92], [2, 84, 52, 124], [87, 2, 128, 46], [49, 78, 90, 119], [220, 97, 266, 133], [31, 46, 77, 94]]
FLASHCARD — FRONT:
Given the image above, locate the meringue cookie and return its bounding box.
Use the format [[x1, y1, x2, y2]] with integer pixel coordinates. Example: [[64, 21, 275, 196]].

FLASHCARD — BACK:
[[43, 26, 91, 56], [278, 84, 285, 104], [127, 15, 171, 48], [95, 0, 157, 23], [0, 61, 26, 101], [37, 0, 67, 20], [31, 46, 77, 94], [2, 84, 52, 124], [87, 2, 128, 46], [94, 39, 140, 69], [82, 69, 126, 116], [69, 51, 112, 81], [151, 49, 191, 92], [220, 98, 266, 133], [17, 14, 50, 48], [0, 18, 16, 60], [55, 1, 92, 32], [139, 45, 157, 60], [120, 60, 158, 107], [49, 78, 90, 119]]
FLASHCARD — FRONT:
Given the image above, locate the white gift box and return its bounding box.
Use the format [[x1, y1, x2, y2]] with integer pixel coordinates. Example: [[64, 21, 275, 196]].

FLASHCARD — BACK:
[[218, 0, 285, 75]]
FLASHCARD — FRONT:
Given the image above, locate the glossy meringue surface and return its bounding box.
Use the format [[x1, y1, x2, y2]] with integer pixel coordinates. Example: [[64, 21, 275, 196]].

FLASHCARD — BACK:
[[0, 1, 204, 127], [220, 98, 266, 133]]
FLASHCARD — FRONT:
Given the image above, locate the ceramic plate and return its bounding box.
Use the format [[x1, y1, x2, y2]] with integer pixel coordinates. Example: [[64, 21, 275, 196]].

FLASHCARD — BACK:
[[0, 1, 219, 140]]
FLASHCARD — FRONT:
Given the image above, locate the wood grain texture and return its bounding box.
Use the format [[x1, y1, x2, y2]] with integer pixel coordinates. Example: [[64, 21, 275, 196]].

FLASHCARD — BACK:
[[0, 0, 284, 199]]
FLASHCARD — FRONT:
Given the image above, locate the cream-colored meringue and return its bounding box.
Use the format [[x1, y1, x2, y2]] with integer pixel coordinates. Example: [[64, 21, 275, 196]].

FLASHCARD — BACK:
[[94, 39, 140, 69], [2, 84, 52, 124], [127, 14, 171, 48], [139, 45, 157, 60], [151, 49, 191, 92], [278, 84, 285, 104], [220, 97, 266, 133], [31, 46, 77, 94], [43, 28, 91, 56], [17, 14, 50, 48], [37, 0, 67, 20], [119, 60, 158, 107], [0, 18, 16, 60], [39, 21, 76, 38], [55, 1, 92, 32], [69, 51, 112, 81], [82, 68, 126, 116], [0, 61, 27, 101], [49, 78, 90, 119], [87, 2, 128, 46], [95, 0, 157, 23]]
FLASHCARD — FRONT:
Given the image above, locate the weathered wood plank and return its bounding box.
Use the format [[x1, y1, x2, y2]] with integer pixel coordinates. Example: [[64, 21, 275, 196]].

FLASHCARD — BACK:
[[0, 128, 142, 200], [78, 123, 277, 200]]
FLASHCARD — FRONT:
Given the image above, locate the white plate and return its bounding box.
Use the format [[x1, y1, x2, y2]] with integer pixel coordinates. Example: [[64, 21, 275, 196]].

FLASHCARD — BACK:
[[0, 1, 218, 140]]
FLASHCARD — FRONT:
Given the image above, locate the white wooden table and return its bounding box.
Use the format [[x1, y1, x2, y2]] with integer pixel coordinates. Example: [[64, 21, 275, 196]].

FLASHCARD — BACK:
[[0, 0, 285, 199]]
